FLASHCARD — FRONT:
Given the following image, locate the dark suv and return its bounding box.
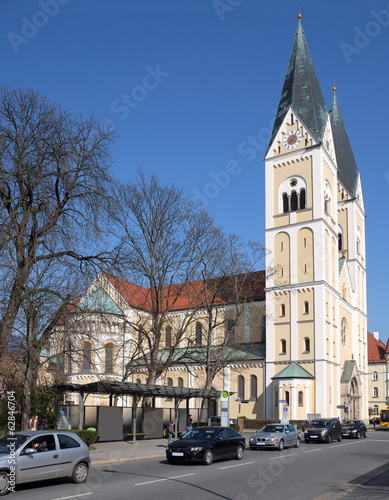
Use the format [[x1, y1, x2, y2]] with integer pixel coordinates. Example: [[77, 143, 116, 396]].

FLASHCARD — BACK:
[[304, 418, 342, 443]]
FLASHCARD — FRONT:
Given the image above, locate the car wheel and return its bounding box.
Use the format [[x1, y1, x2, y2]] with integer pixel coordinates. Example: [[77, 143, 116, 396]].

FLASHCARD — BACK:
[[326, 434, 332, 444], [294, 437, 300, 448], [72, 462, 89, 484], [278, 439, 284, 451], [0, 471, 9, 496], [203, 449, 214, 465], [337, 434, 342, 442], [356, 431, 360, 439], [235, 445, 244, 460], [364, 430, 368, 438]]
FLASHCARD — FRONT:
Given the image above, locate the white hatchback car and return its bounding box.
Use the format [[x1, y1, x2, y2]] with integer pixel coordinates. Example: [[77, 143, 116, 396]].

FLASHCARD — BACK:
[[0, 430, 90, 495]]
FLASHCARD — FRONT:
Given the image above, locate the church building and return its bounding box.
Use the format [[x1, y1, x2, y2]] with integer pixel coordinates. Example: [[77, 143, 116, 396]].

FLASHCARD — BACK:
[[55, 15, 368, 423]]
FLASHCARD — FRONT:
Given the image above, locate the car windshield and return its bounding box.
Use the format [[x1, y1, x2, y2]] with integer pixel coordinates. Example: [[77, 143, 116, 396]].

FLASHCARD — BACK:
[[310, 420, 330, 428], [181, 428, 216, 440], [261, 425, 285, 433], [343, 421, 358, 427], [0, 434, 30, 453]]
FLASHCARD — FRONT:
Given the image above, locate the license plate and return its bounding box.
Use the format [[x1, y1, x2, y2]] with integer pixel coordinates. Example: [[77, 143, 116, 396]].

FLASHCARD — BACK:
[[172, 452, 184, 456], [257, 442, 266, 446], [310, 436, 318, 439]]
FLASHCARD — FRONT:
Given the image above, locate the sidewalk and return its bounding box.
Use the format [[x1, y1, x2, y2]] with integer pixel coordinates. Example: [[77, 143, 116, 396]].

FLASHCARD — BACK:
[[90, 437, 168, 466]]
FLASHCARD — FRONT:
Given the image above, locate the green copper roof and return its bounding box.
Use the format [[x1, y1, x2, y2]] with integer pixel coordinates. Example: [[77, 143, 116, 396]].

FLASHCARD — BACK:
[[340, 360, 356, 383], [266, 20, 328, 154], [272, 361, 314, 380], [79, 288, 123, 315], [329, 92, 359, 197]]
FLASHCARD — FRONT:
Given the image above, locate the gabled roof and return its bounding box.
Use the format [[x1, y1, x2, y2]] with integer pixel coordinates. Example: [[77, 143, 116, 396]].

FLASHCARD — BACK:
[[79, 288, 123, 315], [272, 361, 314, 380], [103, 271, 266, 314], [367, 331, 386, 363], [340, 360, 356, 383], [329, 91, 359, 197], [266, 18, 327, 155]]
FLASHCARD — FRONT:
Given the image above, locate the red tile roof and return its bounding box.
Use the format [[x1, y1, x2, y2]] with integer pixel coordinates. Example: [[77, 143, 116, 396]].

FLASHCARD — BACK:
[[367, 331, 386, 363], [104, 270, 266, 313]]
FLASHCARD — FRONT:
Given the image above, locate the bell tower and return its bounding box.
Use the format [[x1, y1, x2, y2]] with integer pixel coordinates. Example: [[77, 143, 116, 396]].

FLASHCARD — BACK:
[[263, 15, 367, 421]]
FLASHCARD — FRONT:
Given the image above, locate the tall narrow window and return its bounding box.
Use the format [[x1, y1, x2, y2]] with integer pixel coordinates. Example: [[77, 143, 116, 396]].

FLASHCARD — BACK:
[[195, 322, 202, 346], [280, 339, 286, 354], [227, 320, 235, 344], [298, 391, 303, 406], [373, 371, 378, 381], [283, 193, 289, 213], [275, 391, 278, 407], [67, 341, 72, 373], [166, 377, 173, 401], [373, 387, 378, 397], [300, 188, 306, 209], [82, 342, 91, 373], [238, 375, 245, 400], [280, 304, 285, 317], [291, 190, 298, 212], [304, 337, 310, 353], [250, 375, 257, 400], [177, 377, 184, 389], [304, 301, 309, 314], [285, 390, 290, 406], [104, 343, 114, 373], [373, 405, 379, 415], [165, 326, 172, 348]]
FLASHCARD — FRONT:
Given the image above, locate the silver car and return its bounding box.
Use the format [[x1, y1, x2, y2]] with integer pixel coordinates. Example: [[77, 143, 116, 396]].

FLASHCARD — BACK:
[[249, 423, 301, 451], [0, 430, 90, 495]]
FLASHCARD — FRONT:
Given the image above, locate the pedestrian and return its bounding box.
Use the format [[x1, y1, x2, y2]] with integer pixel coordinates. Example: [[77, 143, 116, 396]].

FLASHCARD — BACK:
[[186, 414, 193, 431], [301, 420, 306, 432], [36, 417, 47, 430], [167, 419, 175, 445]]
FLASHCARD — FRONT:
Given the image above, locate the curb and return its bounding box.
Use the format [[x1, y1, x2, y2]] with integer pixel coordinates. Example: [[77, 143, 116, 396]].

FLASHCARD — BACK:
[[91, 453, 167, 466]]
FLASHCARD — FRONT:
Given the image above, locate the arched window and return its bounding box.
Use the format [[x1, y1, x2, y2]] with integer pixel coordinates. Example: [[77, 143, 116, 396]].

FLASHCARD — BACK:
[[177, 377, 184, 389], [238, 375, 245, 400], [373, 387, 378, 397], [82, 342, 91, 373], [280, 339, 286, 354], [136, 378, 141, 384], [298, 391, 303, 406], [324, 181, 331, 215], [341, 319, 346, 346], [227, 319, 235, 344], [166, 377, 173, 401], [165, 326, 172, 348], [250, 375, 257, 400], [104, 343, 114, 373], [304, 337, 310, 353], [279, 177, 307, 213], [373, 405, 379, 415], [195, 322, 202, 347], [373, 371, 378, 381], [338, 225, 343, 251], [285, 390, 290, 406]]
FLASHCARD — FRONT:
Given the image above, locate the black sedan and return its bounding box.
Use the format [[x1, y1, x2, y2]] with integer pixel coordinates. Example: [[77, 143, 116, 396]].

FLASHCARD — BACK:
[[166, 426, 245, 465], [341, 420, 368, 439]]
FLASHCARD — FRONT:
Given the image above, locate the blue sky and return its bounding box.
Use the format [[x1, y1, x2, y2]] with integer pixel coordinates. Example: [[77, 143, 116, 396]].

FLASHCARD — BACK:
[[2, 0, 389, 344]]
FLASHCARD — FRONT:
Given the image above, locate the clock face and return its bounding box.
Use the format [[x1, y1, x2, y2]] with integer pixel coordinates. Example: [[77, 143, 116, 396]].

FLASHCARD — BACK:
[[283, 129, 302, 150]]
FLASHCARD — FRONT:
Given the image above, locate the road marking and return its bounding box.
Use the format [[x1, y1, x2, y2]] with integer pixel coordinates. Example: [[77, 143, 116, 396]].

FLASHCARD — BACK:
[[218, 461, 255, 469], [330, 441, 364, 449], [51, 494, 93, 500], [304, 448, 322, 453], [135, 473, 196, 486], [268, 454, 294, 460]]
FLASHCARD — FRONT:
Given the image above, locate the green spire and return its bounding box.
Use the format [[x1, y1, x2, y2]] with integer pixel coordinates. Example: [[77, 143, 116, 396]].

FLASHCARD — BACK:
[[266, 17, 328, 154], [329, 89, 359, 197]]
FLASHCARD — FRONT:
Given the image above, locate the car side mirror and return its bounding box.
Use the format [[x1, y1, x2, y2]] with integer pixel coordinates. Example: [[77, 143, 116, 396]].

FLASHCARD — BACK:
[[24, 448, 35, 455]]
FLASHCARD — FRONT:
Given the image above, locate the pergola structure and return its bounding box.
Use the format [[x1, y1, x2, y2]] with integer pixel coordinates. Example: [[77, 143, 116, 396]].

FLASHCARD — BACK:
[[55, 381, 221, 443]]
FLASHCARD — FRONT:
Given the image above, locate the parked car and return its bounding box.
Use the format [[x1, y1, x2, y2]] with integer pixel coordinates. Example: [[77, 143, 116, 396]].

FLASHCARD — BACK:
[[304, 418, 342, 443], [0, 430, 90, 495], [166, 426, 245, 465], [249, 423, 300, 451], [341, 420, 367, 439]]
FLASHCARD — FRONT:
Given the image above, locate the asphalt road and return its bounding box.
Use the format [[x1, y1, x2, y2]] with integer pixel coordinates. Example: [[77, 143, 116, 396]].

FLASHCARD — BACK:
[[12, 431, 389, 500]]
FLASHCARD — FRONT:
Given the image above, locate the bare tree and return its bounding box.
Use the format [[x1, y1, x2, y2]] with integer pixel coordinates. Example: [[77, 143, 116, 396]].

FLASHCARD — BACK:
[[109, 170, 217, 386], [0, 85, 117, 360]]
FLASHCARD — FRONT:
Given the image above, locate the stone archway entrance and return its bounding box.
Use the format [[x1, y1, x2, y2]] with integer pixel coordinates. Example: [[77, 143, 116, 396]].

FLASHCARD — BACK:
[[349, 377, 361, 419]]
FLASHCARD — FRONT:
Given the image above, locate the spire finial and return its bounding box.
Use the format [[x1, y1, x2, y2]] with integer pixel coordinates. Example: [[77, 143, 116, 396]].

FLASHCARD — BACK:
[[297, 7, 302, 20], [332, 80, 336, 93]]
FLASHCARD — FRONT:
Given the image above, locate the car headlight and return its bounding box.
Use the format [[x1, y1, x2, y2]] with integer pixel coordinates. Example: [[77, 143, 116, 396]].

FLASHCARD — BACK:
[[270, 438, 278, 442], [249, 438, 254, 442], [321, 430, 327, 435], [351, 429, 357, 433], [189, 446, 203, 452]]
